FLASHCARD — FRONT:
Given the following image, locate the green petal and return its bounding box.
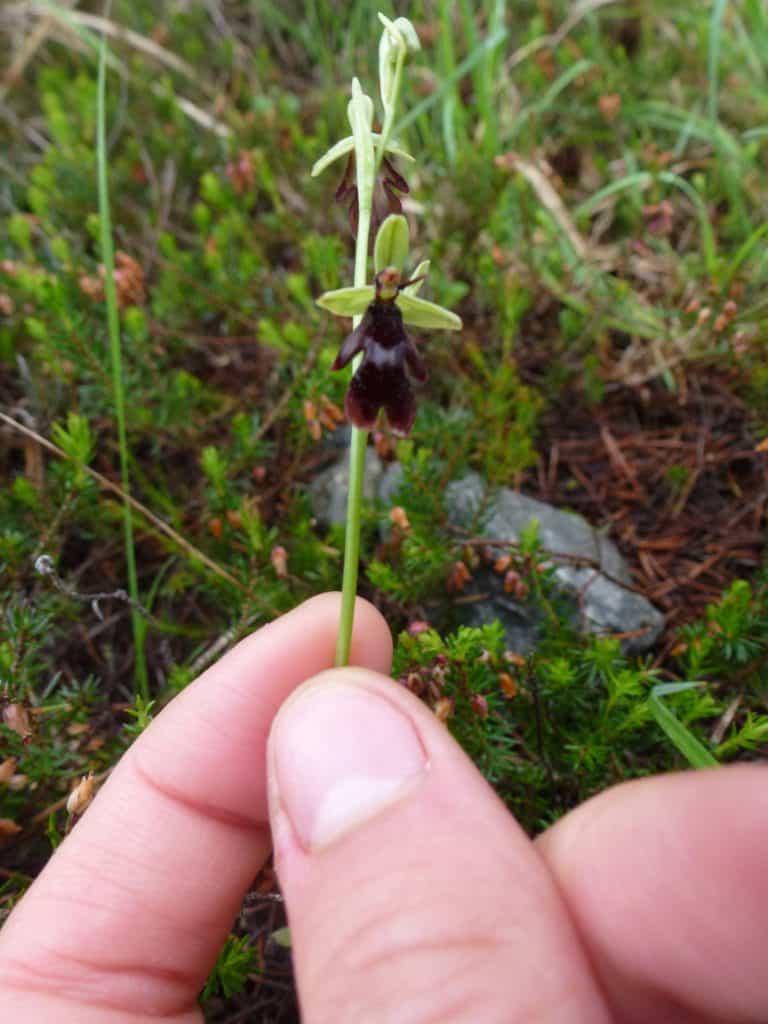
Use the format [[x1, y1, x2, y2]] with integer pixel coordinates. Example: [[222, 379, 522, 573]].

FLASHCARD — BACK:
[[374, 214, 410, 274], [396, 293, 462, 331], [316, 286, 375, 317], [311, 136, 354, 177], [403, 260, 430, 295], [377, 137, 415, 163]]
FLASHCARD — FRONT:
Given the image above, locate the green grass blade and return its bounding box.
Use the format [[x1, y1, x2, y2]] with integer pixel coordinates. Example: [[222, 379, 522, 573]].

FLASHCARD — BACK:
[[394, 27, 508, 138], [707, 0, 730, 124], [97, 26, 148, 699], [723, 221, 768, 286], [658, 171, 719, 278], [649, 683, 718, 769]]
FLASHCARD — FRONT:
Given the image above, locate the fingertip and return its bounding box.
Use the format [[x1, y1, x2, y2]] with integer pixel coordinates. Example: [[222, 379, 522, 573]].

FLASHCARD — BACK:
[[537, 765, 768, 1022]]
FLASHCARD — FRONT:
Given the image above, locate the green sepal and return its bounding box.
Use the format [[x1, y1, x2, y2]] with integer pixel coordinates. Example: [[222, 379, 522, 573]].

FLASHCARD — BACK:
[[311, 135, 414, 178], [316, 286, 375, 317], [397, 293, 462, 330], [403, 259, 430, 295], [349, 79, 374, 208], [374, 214, 410, 273]]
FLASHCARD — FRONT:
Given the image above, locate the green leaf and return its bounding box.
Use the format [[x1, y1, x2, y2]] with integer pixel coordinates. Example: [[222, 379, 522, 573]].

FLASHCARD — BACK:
[[649, 683, 719, 768], [316, 286, 375, 317], [374, 214, 410, 273], [396, 293, 462, 330]]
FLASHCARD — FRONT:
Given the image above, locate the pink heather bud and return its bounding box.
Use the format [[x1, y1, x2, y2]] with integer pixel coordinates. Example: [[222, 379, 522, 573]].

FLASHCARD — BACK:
[[270, 545, 288, 578], [407, 620, 430, 635], [470, 694, 489, 719]]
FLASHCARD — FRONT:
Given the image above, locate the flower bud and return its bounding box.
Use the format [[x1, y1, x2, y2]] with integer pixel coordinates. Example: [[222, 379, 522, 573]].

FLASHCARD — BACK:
[[447, 560, 471, 592], [389, 505, 411, 531], [0, 818, 22, 839], [66, 772, 96, 817], [470, 694, 489, 719], [3, 702, 32, 743], [0, 758, 16, 784], [499, 672, 518, 699], [433, 697, 454, 723], [407, 619, 430, 636], [270, 545, 288, 579]]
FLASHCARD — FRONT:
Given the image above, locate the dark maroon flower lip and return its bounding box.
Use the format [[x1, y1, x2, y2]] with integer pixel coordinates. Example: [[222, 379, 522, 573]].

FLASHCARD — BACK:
[[332, 268, 427, 435], [335, 152, 410, 239]]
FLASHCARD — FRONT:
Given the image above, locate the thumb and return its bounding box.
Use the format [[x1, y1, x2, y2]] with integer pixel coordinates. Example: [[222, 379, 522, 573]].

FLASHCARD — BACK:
[[267, 668, 609, 1023]]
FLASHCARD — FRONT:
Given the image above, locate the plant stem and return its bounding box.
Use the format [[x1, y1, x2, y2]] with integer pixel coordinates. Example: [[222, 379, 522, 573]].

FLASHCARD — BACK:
[[97, 32, 148, 699], [335, 200, 372, 667]]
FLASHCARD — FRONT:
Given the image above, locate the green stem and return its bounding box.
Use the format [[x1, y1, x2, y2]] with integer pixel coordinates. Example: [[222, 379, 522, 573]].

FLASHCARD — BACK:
[[97, 33, 148, 699], [335, 199, 372, 667]]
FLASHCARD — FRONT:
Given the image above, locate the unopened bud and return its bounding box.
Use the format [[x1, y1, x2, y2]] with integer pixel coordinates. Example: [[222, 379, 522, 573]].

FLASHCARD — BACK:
[[433, 697, 454, 723], [447, 560, 471, 592], [407, 620, 430, 636], [499, 672, 518, 698], [470, 694, 489, 719], [66, 772, 96, 817], [389, 505, 411, 531], [405, 671, 424, 695], [0, 758, 16, 784], [270, 545, 288, 578], [3, 703, 32, 743], [504, 570, 529, 599]]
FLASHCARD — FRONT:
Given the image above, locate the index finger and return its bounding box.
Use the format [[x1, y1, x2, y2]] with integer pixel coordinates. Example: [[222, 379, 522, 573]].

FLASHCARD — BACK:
[[0, 594, 391, 1022]]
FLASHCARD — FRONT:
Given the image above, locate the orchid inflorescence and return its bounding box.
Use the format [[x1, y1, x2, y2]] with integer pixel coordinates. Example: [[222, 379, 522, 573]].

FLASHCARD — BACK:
[[311, 13, 461, 666], [312, 14, 461, 437]]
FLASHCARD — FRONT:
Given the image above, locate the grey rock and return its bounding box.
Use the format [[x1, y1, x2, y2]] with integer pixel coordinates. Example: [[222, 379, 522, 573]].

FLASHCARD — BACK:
[[308, 456, 664, 654], [456, 572, 545, 655], [308, 449, 385, 526], [378, 462, 404, 507], [446, 472, 664, 653]]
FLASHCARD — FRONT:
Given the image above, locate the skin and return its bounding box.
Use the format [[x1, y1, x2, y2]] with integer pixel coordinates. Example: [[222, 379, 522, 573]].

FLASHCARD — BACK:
[[0, 593, 766, 1023]]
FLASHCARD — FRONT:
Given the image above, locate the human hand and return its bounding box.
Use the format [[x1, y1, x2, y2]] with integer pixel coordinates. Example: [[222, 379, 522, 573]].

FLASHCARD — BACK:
[[0, 593, 765, 1023]]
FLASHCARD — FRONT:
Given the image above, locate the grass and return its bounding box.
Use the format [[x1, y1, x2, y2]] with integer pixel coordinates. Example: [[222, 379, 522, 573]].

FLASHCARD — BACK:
[[96, 25, 147, 699], [2, 1, 768, 1017]]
